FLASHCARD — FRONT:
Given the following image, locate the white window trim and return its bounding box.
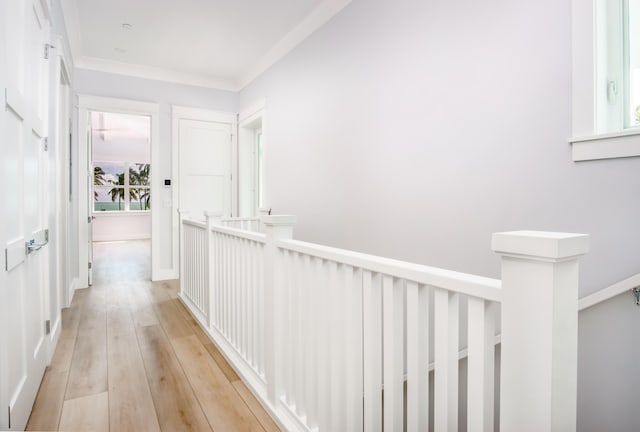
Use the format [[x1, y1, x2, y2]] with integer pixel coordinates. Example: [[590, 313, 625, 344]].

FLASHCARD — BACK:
[[571, 0, 640, 160], [239, 100, 266, 216], [92, 161, 151, 213]]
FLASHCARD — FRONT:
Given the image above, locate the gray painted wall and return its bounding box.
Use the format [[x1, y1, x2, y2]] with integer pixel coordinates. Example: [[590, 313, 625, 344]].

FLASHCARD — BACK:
[[73, 69, 238, 269], [238, 0, 640, 428]]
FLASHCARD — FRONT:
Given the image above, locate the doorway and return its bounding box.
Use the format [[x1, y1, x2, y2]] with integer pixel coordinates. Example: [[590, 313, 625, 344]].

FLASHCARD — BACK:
[[89, 111, 152, 281], [77, 96, 164, 284]]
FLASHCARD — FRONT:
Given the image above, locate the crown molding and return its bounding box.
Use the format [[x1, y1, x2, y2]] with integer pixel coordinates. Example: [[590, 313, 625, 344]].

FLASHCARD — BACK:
[[237, 0, 352, 90], [59, 0, 82, 64], [75, 56, 238, 91], [60, 0, 352, 92]]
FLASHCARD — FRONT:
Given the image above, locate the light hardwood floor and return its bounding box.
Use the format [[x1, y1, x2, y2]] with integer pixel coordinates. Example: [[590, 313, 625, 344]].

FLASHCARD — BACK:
[[26, 240, 279, 432]]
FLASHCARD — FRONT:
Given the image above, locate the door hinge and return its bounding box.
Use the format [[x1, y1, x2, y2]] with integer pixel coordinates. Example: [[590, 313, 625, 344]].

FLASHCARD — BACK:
[[43, 43, 55, 59], [88, 216, 92, 223], [43, 137, 48, 151], [45, 320, 51, 335], [44, 229, 49, 242], [88, 262, 92, 269]]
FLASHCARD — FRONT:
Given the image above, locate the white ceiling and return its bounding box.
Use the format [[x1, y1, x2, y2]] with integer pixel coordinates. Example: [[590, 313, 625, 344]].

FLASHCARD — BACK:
[[61, 0, 351, 90]]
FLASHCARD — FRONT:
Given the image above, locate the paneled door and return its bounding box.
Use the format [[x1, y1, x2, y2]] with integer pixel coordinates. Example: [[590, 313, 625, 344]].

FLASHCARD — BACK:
[[1, 0, 51, 429], [178, 119, 233, 219]]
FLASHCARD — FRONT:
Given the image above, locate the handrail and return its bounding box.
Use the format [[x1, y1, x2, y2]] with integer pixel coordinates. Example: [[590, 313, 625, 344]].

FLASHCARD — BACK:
[[210, 224, 266, 243], [183, 219, 206, 229], [578, 272, 640, 311], [277, 238, 502, 303]]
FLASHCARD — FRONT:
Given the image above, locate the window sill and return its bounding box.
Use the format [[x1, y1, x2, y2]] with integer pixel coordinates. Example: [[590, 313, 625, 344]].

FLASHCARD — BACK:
[[92, 211, 150, 217], [569, 129, 640, 161]]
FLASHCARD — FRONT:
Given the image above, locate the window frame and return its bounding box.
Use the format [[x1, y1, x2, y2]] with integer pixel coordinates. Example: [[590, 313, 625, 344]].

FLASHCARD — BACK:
[[570, 0, 640, 161], [92, 160, 150, 213]]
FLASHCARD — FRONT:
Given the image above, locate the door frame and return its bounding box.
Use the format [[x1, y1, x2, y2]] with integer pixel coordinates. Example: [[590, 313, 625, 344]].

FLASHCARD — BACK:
[[77, 95, 161, 284], [44, 34, 72, 370], [171, 106, 238, 278]]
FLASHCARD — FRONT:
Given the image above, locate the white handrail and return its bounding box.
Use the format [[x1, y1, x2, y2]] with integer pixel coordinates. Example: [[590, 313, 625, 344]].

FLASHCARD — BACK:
[[578, 272, 640, 311], [277, 238, 502, 302], [179, 214, 589, 432]]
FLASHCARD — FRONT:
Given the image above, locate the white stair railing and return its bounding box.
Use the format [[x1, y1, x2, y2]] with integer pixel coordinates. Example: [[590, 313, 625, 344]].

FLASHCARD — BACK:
[[179, 212, 589, 432]]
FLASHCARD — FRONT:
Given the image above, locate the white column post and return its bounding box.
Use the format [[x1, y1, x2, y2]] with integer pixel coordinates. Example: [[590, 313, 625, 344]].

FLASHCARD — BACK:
[[492, 231, 589, 432], [262, 214, 296, 406], [177, 209, 191, 296], [204, 210, 223, 328]]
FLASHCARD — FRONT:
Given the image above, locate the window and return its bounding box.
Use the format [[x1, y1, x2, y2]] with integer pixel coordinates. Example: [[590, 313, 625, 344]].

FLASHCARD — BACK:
[[570, 0, 640, 161], [93, 161, 150, 212], [595, 0, 640, 132], [626, 0, 640, 127]]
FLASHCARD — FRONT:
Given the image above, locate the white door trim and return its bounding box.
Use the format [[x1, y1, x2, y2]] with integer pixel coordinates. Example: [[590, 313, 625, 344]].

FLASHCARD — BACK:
[[171, 106, 238, 280], [77, 95, 161, 283]]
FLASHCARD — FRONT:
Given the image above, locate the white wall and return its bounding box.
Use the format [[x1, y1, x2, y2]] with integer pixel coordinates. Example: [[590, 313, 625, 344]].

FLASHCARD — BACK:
[[238, 0, 640, 428], [73, 70, 238, 274], [92, 213, 151, 241]]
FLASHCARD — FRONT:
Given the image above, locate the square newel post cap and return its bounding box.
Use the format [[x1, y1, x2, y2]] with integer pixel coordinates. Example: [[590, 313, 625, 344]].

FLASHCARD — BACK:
[[492, 231, 589, 261], [261, 215, 297, 226]]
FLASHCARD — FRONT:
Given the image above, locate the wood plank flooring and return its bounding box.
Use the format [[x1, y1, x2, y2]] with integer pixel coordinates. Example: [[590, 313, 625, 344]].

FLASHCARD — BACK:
[[26, 240, 279, 432]]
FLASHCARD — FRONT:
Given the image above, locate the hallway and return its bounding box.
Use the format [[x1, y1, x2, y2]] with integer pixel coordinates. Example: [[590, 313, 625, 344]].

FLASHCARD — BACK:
[[26, 240, 279, 431]]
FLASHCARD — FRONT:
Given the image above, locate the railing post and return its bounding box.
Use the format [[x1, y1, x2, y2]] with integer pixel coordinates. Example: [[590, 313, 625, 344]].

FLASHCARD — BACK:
[[177, 209, 191, 297], [492, 231, 589, 432], [205, 211, 223, 328], [262, 214, 296, 406], [258, 207, 270, 232]]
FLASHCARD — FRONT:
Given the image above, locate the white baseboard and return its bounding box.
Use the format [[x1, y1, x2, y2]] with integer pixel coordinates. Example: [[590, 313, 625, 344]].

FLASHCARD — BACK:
[[152, 268, 178, 282]]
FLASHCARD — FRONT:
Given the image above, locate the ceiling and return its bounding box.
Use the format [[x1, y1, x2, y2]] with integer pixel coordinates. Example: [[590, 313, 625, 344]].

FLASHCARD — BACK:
[[61, 0, 351, 91]]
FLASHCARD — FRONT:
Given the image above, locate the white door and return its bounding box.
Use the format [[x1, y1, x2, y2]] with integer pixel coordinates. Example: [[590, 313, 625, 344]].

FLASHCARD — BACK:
[[1, 0, 51, 429], [179, 119, 232, 218]]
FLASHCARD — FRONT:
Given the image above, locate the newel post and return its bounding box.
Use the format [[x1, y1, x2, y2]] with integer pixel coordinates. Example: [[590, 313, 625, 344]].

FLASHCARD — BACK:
[[258, 207, 270, 232], [262, 214, 296, 405], [204, 211, 223, 328], [492, 231, 589, 432], [177, 209, 191, 296]]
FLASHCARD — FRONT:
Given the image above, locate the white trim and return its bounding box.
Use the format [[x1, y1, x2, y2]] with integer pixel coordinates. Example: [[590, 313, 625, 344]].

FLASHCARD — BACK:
[[238, 0, 353, 89], [59, 0, 82, 64], [75, 56, 237, 92], [171, 106, 236, 123], [61, 0, 351, 92], [578, 272, 640, 310], [239, 99, 266, 123], [77, 95, 164, 282], [569, 129, 640, 160]]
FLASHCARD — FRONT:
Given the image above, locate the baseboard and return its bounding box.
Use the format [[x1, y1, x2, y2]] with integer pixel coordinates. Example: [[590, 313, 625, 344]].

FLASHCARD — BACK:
[[151, 268, 178, 282]]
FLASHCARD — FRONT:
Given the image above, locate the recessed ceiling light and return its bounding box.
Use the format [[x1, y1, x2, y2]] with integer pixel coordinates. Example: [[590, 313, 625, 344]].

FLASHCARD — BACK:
[[114, 48, 126, 54], [122, 23, 133, 30]]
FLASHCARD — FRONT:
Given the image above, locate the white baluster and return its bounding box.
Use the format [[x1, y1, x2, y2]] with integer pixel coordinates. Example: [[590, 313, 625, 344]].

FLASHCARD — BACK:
[[363, 270, 382, 432], [383, 275, 404, 431], [178, 209, 190, 295], [434, 288, 459, 432], [467, 297, 496, 432], [406, 282, 429, 432], [345, 266, 363, 432]]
